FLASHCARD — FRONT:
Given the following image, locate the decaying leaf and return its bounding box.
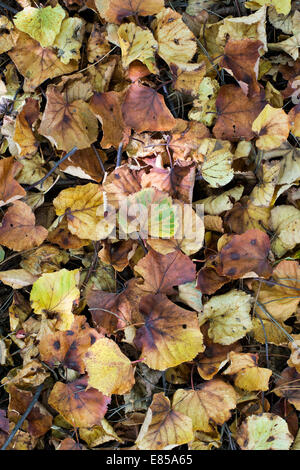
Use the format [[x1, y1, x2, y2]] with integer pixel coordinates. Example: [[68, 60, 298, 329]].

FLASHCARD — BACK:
[[236, 413, 294, 450]]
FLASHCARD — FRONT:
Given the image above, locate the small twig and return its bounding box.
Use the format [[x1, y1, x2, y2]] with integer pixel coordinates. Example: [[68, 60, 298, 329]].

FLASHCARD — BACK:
[[0, 1, 18, 14], [91, 144, 106, 176], [26, 147, 78, 190], [116, 142, 124, 168], [1, 383, 44, 451]]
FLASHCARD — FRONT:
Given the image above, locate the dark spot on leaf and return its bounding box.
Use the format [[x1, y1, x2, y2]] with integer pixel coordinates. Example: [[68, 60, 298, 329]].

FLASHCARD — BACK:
[[226, 267, 237, 276]]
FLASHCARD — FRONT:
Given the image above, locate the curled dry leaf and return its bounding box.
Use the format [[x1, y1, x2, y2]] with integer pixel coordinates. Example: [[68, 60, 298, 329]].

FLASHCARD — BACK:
[[0, 156, 26, 207], [223, 352, 272, 391]]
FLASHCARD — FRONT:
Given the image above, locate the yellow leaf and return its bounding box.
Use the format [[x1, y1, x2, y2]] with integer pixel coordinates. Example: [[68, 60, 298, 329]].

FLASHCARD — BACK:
[[188, 77, 219, 126], [134, 294, 204, 370], [84, 337, 135, 395], [53, 183, 114, 241], [194, 139, 234, 188], [270, 205, 300, 257], [173, 380, 236, 432], [118, 23, 158, 74], [223, 352, 272, 391], [251, 260, 300, 322], [14, 5, 66, 48], [30, 268, 80, 331], [197, 185, 244, 215], [136, 392, 193, 450], [236, 413, 293, 450], [252, 104, 290, 150], [245, 0, 291, 16], [54, 17, 86, 64], [79, 419, 123, 447], [152, 8, 197, 67], [217, 6, 267, 50], [203, 290, 253, 345]]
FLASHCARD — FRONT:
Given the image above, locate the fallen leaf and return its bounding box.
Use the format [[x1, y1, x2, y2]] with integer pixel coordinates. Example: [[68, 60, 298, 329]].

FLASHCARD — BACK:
[[39, 86, 98, 152], [0, 201, 47, 252], [134, 293, 204, 370], [236, 413, 293, 450], [30, 268, 80, 331], [172, 380, 237, 432], [84, 337, 135, 395], [135, 392, 193, 450], [48, 377, 111, 428]]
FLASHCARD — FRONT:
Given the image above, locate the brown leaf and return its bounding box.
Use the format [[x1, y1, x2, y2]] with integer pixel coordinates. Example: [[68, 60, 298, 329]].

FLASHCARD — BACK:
[[213, 84, 266, 141], [90, 91, 130, 149], [48, 377, 111, 427], [122, 82, 176, 133], [39, 86, 98, 152], [0, 201, 48, 252], [8, 384, 52, 438], [0, 156, 26, 208], [216, 229, 272, 279], [95, 0, 164, 24], [134, 293, 204, 370], [134, 249, 196, 295], [220, 39, 263, 96], [39, 316, 101, 373], [9, 32, 77, 92]]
